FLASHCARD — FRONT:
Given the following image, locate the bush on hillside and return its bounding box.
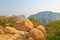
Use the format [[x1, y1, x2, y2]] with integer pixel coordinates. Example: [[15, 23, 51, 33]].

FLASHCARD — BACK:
[[28, 17, 40, 27], [45, 20, 60, 40]]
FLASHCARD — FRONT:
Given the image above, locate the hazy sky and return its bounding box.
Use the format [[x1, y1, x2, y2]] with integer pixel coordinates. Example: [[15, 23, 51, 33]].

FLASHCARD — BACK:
[[0, 0, 60, 17]]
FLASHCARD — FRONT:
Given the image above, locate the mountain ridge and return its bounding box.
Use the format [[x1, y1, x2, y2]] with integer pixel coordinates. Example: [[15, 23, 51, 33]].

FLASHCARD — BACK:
[[28, 11, 60, 24]]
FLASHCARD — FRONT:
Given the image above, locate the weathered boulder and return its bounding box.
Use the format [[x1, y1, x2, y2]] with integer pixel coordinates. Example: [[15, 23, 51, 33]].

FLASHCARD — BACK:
[[0, 26, 29, 40], [13, 19, 34, 31], [0, 25, 4, 34], [37, 25, 46, 36], [37, 25, 46, 40], [5, 26, 21, 34], [29, 28, 46, 40]]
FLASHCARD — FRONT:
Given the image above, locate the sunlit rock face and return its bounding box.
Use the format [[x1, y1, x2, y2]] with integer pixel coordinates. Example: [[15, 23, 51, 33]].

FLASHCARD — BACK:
[[0, 26, 29, 40], [0, 25, 46, 40], [13, 19, 34, 31], [37, 25, 46, 36], [29, 28, 46, 40], [0, 19, 46, 40]]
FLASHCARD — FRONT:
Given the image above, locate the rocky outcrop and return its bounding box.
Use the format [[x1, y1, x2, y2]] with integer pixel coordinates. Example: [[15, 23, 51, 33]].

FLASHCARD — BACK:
[[13, 19, 34, 31], [37, 25, 46, 36], [29, 28, 46, 40], [0, 26, 29, 40], [0, 19, 46, 40]]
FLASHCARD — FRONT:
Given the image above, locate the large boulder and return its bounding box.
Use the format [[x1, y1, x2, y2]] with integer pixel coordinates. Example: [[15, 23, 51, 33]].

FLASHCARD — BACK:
[[37, 25, 46, 36], [4, 26, 28, 34], [0, 25, 4, 34], [28, 28, 46, 40], [13, 19, 34, 31], [0, 26, 29, 40]]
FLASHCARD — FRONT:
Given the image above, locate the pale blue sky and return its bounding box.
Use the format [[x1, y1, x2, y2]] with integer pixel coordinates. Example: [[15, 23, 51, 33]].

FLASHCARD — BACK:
[[0, 0, 60, 17]]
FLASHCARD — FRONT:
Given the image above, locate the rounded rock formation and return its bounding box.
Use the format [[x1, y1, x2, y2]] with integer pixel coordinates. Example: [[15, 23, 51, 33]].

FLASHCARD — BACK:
[[37, 25, 46, 35], [29, 28, 46, 40], [13, 19, 34, 31], [0, 26, 29, 40]]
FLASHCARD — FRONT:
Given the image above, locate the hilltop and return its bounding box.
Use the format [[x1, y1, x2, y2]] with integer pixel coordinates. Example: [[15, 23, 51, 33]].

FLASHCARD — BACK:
[[29, 11, 60, 24]]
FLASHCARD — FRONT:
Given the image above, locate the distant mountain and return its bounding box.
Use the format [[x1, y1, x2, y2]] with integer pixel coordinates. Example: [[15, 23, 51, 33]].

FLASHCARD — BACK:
[[28, 11, 60, 24]]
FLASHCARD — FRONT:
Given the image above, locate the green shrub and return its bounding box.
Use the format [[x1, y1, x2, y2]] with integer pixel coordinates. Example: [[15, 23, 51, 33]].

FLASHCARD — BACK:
[[28, 17, 40, 27], [45, 20, 60, 40]]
